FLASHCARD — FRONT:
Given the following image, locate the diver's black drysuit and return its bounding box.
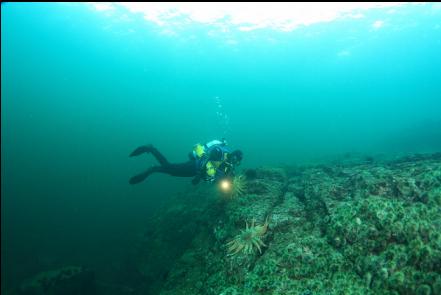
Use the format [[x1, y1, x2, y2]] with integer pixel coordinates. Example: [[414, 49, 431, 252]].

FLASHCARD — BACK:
[[129, 145, 199, 185]]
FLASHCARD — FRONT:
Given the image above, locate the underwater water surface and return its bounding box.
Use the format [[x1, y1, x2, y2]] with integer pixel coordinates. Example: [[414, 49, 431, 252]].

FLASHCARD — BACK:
[[2, 3, 441, 294]]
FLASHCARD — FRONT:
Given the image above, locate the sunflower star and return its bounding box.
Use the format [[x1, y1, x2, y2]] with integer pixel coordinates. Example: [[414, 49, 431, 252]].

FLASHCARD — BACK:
[[226, 217, 269, 256]]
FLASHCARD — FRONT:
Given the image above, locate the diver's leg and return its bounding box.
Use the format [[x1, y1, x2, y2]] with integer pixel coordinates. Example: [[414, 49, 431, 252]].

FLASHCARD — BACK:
[[129, 144, 170, 166], [129, 166, 164, 185], [149, 146, 170, 166], [166, 161, 198, 177], [129, 161, 197, 184]]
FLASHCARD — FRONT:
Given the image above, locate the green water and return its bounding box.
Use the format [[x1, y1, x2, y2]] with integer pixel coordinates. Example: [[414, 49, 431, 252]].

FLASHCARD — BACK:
[[2, 2, 441, 293]]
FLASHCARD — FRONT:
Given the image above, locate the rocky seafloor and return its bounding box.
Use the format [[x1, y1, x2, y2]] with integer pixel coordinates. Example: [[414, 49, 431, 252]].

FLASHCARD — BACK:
[[137, 153, 441, 295], [9, 153, 441, 295]]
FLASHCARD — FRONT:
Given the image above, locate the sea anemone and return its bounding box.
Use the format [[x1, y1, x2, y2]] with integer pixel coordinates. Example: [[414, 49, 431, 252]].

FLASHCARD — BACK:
[[226, 217, 269, 256], [231, 174, 247, 197]]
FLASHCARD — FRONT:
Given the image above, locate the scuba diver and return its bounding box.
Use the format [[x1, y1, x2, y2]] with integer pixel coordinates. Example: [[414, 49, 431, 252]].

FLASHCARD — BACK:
[[129, 139, 243, 185]]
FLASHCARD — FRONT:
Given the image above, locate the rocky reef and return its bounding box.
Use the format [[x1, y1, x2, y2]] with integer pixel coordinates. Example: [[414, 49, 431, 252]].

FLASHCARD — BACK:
[[7, 153, 438, 295], [134, 152, 441, 295]]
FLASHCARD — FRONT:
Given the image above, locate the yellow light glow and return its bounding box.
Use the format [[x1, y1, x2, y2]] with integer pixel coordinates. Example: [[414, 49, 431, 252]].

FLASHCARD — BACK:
[[220, 179, 231, 191]]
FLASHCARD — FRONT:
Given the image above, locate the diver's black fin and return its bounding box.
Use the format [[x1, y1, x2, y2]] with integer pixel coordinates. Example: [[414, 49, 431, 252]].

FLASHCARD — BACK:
[[129, 170, 151, 185], [129, 144, 154, 157]]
